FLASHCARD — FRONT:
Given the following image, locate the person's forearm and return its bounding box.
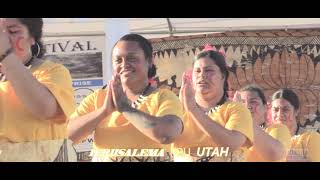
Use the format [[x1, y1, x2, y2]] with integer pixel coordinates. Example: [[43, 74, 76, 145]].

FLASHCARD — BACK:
[[252, 126, 286, 161], [68, 108, 110, 144], [2, 54, 59, 120], [122, 106, 183, 144], [188, 107, 246, 151]]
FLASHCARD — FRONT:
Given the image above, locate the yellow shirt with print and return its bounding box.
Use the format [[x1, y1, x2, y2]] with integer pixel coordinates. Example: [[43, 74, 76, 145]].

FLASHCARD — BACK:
[[173, 101, 254, 162], [70, 88, 183, 161], [0, 60, 76, 143], [246, 123, 291, 162], [288, 130, 320, 162]]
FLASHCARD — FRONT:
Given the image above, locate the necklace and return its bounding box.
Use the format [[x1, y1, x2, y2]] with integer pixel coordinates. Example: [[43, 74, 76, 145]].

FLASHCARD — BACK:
[[260, 122, 266, 129], [204, 95, 228, 115], [131, 83, 151, 108]]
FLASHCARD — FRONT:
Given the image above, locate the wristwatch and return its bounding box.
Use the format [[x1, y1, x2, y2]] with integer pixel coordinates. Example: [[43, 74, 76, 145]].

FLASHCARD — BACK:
[[0, 48, 14, 63]]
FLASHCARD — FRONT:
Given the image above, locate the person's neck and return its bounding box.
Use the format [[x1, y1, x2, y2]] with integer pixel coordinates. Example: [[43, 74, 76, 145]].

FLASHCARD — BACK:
[[123, 80, 149, 102], [256, 117, 266, 127], [195, 90, 224, 111], [290, 122, 298, 136], [0, 55, 35, 82], [19, 53, 33, 65]]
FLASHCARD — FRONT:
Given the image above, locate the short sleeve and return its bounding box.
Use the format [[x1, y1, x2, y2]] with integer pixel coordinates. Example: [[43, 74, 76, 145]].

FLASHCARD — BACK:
[[306, 131, 320, 162], [155, 89, 183, 120], [69, 89, 103, 120], [225, 102, 254, 145], [266, 124, 292, 152], [36, 62, 76, 124]]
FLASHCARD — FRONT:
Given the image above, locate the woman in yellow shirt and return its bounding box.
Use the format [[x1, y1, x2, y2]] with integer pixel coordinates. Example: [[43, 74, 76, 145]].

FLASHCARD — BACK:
[[68, 33, 184, 162], [173, 45, 254, 162], [271, 89, 320, 162], [235, 85, 291, 162], [0, 18, 76, 161]]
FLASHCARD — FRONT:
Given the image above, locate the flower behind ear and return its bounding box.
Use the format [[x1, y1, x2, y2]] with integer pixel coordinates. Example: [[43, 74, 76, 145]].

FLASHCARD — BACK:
[[204, 44, 216, 51], [148, 78, 157, 87], [204, 44, 226, 58]]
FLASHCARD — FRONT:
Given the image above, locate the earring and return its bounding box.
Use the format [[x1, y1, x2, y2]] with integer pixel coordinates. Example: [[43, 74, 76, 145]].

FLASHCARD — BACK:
[[32, 42, 40, 57]]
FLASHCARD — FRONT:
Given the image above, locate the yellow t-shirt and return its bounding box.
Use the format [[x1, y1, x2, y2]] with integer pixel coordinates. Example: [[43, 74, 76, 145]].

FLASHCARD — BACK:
[[246, 123, 291, 162], [288, 130, 320, 162], [70, 88, 183, 162], [173, 101, 254, 162], [0, 60, 76, 143]]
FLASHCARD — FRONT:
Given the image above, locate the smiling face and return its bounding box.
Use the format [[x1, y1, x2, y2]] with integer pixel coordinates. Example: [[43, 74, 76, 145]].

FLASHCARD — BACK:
[[192, 57, 225, 97], [112, 40, 149, 87], [4, 18, 35, 61], [271, 98, 298, 131]]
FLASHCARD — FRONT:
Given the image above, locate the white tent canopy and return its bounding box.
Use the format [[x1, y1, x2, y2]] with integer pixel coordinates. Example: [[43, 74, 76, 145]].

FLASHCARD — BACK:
[[43, 18, 320, 39]]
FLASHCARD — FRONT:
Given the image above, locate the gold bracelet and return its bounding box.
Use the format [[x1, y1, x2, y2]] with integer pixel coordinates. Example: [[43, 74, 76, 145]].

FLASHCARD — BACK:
[[0, 48, 14, 63]]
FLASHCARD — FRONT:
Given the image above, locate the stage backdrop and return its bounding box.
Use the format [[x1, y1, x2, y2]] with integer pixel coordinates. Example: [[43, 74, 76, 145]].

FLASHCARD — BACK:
[[151, 29, 320, 132]]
